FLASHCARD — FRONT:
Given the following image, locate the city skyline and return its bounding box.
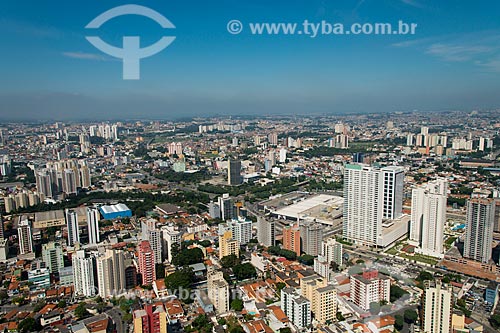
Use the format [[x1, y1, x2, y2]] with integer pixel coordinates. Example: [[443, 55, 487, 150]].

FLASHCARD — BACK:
[[1, 2, 500, 331], [0, 0, 500, 120]]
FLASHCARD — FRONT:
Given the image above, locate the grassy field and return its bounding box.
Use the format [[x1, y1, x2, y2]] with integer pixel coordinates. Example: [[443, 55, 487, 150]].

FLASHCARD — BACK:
[[398, 253, 439, 265], [445, 236, 457, 245], [386, 246, 399, 255], [385, 243, 439, 265]]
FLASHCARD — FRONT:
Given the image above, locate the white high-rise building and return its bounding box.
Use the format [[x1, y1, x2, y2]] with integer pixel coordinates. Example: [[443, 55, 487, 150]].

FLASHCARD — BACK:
[[18, 217, 33, 255], [66, 209, 80, 246], [299, 221, 324, 256], [36, 169, 53, 198], [343, 164, 382, 246], [142, 219, 163, 265], [168, 142, 183, 155], [42, 242, 64, 273], [111, 124, 118, 141], [96, 249, 126, 298], [161, 225, 182, 263], [257, 216, 275, 247], [89, 125, 98, 137], [381, 166, 404, 220], [279, 148, 287, 163], [73, 250, 96, 297], [0, 155, 10, 176], [281, 288, 311, 329], [268, 132, 278, 145], [335, 134, 349, 149], [343, 164, 404, 246], [208, 201, 220, 219], [219, 217, 252, 245], [79, 165, 91, 189], [350, 270, 390, 311], [62, 169, 78, 195], [334, 123, 349, 134], [86, 207, 100, 245], [410, 179, 448, 258], [314, 237, 343, 280], [406, 133, 414, 146], [321, 238, 343, 267], [464, 198, 495, 263], [422, 280, 453, 333], [207, 269, 229, 314]]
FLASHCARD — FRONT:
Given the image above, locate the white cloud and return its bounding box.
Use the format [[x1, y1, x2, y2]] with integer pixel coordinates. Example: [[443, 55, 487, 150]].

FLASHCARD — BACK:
[[401, 0, 424, 8], [391, 30, 500, 73], [62, 52, 109, 61], [475, 58, 500, 73], [425, 43, 493, 61]]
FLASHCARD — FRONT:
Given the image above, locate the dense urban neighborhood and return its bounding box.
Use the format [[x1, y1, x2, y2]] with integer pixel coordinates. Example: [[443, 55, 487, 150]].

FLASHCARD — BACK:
[[0, 111, 500, 333]]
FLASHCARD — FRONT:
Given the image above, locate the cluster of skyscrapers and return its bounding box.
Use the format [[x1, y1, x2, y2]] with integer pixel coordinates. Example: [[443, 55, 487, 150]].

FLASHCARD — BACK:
[[35, 159, 91, 198], [88, 123, 119, 141], [72, 248, 127, 298]]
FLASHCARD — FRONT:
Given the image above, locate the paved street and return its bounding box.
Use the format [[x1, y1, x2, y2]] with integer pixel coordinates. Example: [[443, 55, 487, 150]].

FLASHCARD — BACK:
[[106, 308, 126, 333]]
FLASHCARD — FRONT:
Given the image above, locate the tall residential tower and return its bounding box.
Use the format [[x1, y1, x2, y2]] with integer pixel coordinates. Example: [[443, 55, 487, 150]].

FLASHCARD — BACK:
[[410, 179, 448, 258]]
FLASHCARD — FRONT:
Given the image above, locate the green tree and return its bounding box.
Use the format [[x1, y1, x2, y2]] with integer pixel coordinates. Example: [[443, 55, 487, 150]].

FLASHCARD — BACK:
[[57, 300, 67, 308], [75, 303, 89, 319], [330, 261, 340, 272], [275, 282, 286, 294], [198, 240, 212, 247], [267, 246, 297, 260], [390, 285, 409, 302], [490, 314, 500, 329], [172, 247, 204, 266], [233, 263, 257, 280], [18, 317, 40, 333], [416, 271, 434, 282], [33, 301, 46, 312], [336, 312, 345, 321], [404, 309, 418, 324], [156, 264, 166, 279], [123, 313, 133, 323], [230, 326, 245, 333], [231, 298, 244, 311], [394, 314, 404, 331], [97, 301, 106, 313], [193, 314, 209, 328], [164, 267, 195, 299], [192, 314, 213, 333], [280, 328, 292, 333], [298, 254, 315, 266], [12, 296, 26, 305], [221, 254, 241, 268]]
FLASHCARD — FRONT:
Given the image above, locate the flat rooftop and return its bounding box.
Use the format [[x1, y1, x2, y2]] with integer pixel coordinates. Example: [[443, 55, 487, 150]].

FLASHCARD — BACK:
[[271, 194, 343, 225], [35, 210, 64, 221], [100, 203, 130, 214]]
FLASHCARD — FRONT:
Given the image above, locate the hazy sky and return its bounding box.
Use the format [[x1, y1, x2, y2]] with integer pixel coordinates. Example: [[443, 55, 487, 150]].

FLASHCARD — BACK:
[[1, 0, 500, 120]]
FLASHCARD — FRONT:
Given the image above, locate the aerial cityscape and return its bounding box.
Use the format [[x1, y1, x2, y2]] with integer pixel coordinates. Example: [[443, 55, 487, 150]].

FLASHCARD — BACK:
[[2, 1, 500, 333], [0, 111, 499, 333]]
